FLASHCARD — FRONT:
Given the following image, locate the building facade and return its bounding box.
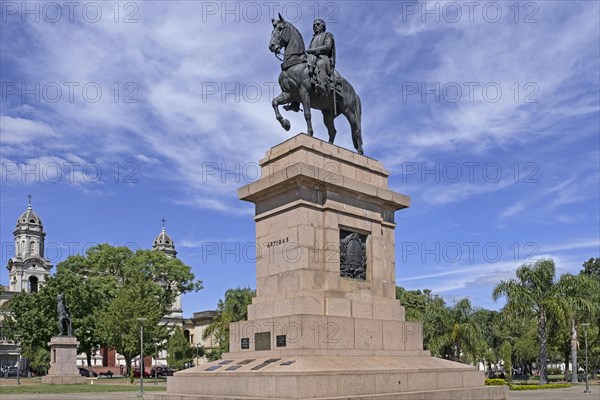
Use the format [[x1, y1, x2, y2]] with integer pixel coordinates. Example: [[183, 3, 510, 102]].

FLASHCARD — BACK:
[[1, 198, 53, 370]]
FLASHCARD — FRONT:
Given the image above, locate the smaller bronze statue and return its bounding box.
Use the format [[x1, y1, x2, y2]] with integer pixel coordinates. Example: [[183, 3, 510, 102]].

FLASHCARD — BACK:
[[57, 293, 73, 336]]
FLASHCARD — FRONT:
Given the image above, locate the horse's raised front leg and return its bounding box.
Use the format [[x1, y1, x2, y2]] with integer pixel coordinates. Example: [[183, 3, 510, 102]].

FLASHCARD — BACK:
[[273, 92, 292, 131], [322, 109, 336, 144], [299, 87, 313, 136]]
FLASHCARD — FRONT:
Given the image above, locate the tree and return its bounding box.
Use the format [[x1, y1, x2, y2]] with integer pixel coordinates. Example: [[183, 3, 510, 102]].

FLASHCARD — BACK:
[[492, 258, 567, 384], [581, 258, 600, 278], [167, 326, 193, 370], [4, 244, 202, 375], [430, 298, 484, 364], [2, 290, 55, 367], [472, 308, 503, 372], [500, 341, 512, 381], [29, 347, 50, 375], [396, 286, 449, 355], [203, 287, 255, 360], [96, 277, 168, 374], [510, 316, 539, 377], [556, 272, 599, 383]]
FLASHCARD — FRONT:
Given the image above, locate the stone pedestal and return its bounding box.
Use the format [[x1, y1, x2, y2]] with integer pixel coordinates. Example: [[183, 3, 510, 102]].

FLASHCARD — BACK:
[[42, 336, 86, 384], [151, 135, 507, 400]]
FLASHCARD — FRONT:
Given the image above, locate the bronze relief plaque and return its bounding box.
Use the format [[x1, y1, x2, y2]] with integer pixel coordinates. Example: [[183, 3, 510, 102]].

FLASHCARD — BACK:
[[340, 229, 368, 280]]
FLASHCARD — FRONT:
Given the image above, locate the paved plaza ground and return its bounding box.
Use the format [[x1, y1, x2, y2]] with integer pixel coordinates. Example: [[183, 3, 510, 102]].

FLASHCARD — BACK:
[[0, 380, 598, 400], [509, 384, 599, 400]]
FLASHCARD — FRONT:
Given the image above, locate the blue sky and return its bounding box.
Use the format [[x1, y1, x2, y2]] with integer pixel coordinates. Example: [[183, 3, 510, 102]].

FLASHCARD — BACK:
[[1, 1, 598, 315]]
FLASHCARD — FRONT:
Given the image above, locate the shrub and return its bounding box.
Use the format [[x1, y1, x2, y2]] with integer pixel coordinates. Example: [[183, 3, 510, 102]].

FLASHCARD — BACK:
[[509, 383, 571, 391], [546, 367, 562, 375], [485, 379, 507, 386]]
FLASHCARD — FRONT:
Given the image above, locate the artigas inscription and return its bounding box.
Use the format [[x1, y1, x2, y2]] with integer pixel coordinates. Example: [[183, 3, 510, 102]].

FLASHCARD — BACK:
[[339, 229, 367, 280], [265, 236, 289, 248]]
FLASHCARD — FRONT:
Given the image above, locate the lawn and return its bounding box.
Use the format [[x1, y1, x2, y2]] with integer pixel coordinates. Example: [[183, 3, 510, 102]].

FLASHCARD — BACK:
[[0, 381, 166, 395]]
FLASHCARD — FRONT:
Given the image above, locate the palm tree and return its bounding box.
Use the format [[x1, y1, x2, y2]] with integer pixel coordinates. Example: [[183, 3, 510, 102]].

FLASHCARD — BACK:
[[558, 273, 600, 383], [492, 258, 567, 384], [428, 298, 483, 364]]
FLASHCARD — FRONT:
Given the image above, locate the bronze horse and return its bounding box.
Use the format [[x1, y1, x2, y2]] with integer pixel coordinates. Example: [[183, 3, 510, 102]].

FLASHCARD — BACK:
[[269, 14, 364, 154]]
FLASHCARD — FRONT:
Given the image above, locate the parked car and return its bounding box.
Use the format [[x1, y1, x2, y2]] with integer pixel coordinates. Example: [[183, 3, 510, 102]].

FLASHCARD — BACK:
[[150, 366, 175, 377], [78, 367, 98, 377], [133, 368, 151, 378], [4, 366, 20, 377]]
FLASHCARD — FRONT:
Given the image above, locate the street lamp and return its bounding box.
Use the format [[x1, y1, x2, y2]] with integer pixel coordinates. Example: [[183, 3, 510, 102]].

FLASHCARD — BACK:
[[136, 318, 147, 397], [85, 330, 95, 380], [153, 338, 159, 385], [581, 323, 591, 394], [14, 335, 21, 385]]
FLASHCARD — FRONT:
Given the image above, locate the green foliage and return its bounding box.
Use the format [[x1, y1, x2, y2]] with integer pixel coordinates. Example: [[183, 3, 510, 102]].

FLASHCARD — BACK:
[[581, 258, 600, 278], [203, 287, 255, 360], [167, 326, 193, 370], [492, 258, 567, 384], [427, 298, 484, 364], [28, 346, 50, 375], [485, 378, 507, 386], [396, 287, 489, 365], [4, 244, 202, 375], [3, 289, 56, 361], [95, 277, 167, 371], [500, 341, 512, 381], [555, 272, 599, 383], [396, 287, 449, 356], [509, 383, 570, 391], [546, 367, 562, 375]]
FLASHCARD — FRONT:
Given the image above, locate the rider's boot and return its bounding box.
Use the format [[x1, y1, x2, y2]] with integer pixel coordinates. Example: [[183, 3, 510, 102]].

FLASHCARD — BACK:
[[284, 102, 301, 112]]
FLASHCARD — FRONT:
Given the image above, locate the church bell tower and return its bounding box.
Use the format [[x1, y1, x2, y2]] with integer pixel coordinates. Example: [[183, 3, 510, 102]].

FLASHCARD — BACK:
[[7, 195, 53, 293], [152, 219, 183, 322]]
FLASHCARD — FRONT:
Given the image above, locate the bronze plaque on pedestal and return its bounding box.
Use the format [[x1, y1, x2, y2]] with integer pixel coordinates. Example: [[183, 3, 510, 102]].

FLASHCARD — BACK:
[[255, 332, 271, 351]]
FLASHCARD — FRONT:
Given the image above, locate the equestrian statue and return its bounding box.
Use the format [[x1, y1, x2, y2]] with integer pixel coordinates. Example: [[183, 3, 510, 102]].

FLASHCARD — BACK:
[[269, 15, 364, 155]]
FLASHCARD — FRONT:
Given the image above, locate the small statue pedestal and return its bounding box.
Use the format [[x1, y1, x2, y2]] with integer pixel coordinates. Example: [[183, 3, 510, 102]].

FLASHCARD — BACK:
[[42, 336, 86, 384]]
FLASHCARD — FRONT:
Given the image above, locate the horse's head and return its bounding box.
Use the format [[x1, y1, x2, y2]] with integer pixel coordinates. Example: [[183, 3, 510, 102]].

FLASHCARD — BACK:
[[269, 13, 290, 54]]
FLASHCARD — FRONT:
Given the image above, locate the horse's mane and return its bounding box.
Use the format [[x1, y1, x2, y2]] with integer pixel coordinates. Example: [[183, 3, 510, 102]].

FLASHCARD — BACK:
[[286, 22, 306, 53]]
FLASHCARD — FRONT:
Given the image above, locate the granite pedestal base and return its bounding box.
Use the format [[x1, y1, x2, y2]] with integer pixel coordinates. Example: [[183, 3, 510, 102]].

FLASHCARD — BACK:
[[41, 336, 86, 384], [148, 355, 507, 400]]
